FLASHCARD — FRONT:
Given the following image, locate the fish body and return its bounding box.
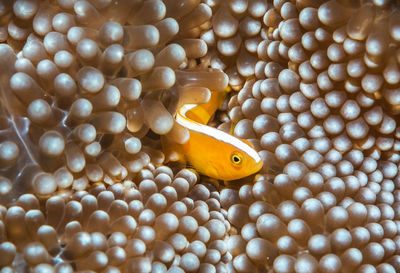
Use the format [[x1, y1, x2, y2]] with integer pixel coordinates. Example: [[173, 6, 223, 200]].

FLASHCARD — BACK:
[[175, 102, 263, 180]]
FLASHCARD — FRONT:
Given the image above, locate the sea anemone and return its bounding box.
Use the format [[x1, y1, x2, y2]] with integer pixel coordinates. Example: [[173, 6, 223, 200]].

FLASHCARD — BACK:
[[0, 0, 400, 272]]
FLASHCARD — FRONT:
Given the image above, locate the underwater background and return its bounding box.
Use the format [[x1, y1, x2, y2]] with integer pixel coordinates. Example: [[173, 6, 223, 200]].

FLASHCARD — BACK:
[[0, 0, 400, 272]]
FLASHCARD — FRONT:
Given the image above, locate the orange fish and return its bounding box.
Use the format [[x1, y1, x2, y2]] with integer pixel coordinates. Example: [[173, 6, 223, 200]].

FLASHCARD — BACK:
[[163, 90, 263, 181]]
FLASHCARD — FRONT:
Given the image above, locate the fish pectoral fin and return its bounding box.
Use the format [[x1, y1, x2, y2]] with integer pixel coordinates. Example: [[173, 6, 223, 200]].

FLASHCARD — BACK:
[[161, 136, 186, 164]]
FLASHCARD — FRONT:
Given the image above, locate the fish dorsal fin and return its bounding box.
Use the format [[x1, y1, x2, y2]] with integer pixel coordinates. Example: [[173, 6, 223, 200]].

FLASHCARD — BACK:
[[186, 91, 227, 125], [186, 105, 212, 124]]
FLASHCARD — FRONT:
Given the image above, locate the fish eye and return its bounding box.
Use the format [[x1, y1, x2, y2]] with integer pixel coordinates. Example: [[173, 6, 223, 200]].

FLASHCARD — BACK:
[[231, 153, 242, 165]]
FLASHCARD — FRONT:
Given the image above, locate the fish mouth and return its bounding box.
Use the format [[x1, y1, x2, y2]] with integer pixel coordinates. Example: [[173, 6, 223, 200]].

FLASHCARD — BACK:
[[241, 161, 263, 179], [226, 161, 264, 181]]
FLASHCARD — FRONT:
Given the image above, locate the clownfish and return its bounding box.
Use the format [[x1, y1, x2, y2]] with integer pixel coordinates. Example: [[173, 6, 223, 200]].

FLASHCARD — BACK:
[[164, 90, 263, 181]]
